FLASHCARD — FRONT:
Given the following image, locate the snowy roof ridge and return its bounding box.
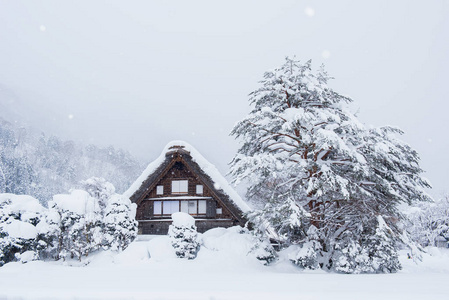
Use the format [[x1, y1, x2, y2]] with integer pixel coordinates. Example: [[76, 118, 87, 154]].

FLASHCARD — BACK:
[[123, 140, 251, 213]]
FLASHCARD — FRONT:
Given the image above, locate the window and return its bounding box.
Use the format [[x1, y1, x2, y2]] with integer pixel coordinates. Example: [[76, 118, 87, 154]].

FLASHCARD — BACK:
[[153, 199, 207, 216], [154, 201, 162, 215], [216, 208, 222, 215], [180, 201, 189, 213], [198, 200, 207, 214], [188, 200, 197, 214], [163, 201, 180, 214], [172, 180, 188, 194], [156, 185, 164, 195], [196, 185, 203, 195]]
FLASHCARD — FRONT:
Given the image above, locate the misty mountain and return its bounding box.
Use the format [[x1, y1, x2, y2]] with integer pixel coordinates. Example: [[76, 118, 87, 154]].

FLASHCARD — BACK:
[[0, 116, 145, 205], [0, 84, 67, 138]]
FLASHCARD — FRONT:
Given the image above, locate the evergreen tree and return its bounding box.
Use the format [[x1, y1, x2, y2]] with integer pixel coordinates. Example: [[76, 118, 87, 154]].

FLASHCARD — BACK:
[[332, 238, 372, 274], [367, 216, 401, 273], [249, 236, 277, 265], [168, 212, 200, 259], [103, 194, 137, 251], [230, 57, 431, 273], [290, 226, 322, 270]]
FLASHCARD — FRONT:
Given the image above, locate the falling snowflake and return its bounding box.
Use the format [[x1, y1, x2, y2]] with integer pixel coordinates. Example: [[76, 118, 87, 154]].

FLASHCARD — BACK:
[[68, 114, 74, 120], [322, 50, 331, 59], [304, 7, 315, 17], [39, 25, 46, 32]]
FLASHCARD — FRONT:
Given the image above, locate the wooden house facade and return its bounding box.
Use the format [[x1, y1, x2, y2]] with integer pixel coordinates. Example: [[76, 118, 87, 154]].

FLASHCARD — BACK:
[[124, 141, 251, 235]]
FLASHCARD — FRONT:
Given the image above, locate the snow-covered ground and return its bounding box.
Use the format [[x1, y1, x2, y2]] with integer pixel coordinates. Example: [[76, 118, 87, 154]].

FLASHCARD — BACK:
[[1, 229, 449, 300]]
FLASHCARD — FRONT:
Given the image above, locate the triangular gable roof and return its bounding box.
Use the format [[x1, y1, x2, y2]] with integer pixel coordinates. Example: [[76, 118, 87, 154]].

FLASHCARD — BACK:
[[124, 141, 251, 218]]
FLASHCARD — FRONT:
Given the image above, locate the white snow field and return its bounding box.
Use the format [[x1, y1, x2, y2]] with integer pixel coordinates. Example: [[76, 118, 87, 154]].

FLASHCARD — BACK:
[[1, 228, 449, 300]]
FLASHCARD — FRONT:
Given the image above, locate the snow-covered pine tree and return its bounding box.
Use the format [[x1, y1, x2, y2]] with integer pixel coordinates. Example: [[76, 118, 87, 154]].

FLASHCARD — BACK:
[[168, 212, 200, 259], [230, 57, 431, 273], [290, 225, 322, 270], [330, 227, 374, 274], [103, 194, 137, 251], [251, 239, 277, 265], [367, 216, 401, 273]]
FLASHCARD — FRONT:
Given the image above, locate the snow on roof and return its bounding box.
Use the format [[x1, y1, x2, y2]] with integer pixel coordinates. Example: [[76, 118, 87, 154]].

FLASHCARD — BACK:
[[123, 140, 251, 213]]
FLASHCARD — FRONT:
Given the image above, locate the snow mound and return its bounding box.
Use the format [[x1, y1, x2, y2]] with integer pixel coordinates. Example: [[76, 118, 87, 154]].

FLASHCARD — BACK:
[[399, 247, 449, 273], [15, 251, 38, 264], [201, 226, 254, 254], [147, 236, 177, 261], [52, 189, 97, 215], [171, 212, 195, 227], [2, 219, 38, 239], [114, 241, 151, 265], [0, 193, 44, 222]]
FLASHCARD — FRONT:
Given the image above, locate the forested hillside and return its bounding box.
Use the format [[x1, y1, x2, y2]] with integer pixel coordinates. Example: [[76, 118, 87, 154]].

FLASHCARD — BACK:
[[0, 117, 144, 205]]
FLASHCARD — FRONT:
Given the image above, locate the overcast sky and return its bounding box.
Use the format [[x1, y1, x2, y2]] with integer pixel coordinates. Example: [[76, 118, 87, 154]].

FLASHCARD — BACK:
[[0, 0, 448, 198]]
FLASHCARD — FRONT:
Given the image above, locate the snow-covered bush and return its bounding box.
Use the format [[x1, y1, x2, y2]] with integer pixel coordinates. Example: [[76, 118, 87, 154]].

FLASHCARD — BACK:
[[290, 240, 321, 270], [103, 194, 138, 251], [0, 178, 137, 266], [406, 196, 449, 248], [0, 194, 44, 266], [250, 237, 277, 265], [331, 231, 372, 274], [168, 212, 200, 259], [49, 189, 101, 260], [47, 178, 137, 261], [290, 226, 322, 270], [35, 207, 61, 260], [0, 220, 38, 266]]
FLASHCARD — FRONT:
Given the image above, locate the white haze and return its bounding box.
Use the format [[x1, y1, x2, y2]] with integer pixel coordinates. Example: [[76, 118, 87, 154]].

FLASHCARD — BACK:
[[0, 0, 448, 197]]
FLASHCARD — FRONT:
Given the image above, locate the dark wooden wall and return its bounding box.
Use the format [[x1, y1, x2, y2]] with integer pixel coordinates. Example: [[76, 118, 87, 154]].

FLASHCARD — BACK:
[[136, 161, 234, 223]]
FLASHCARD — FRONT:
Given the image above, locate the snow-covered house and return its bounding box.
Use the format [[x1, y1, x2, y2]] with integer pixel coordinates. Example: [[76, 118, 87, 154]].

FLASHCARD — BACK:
[[124, 141, 251, 235]]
